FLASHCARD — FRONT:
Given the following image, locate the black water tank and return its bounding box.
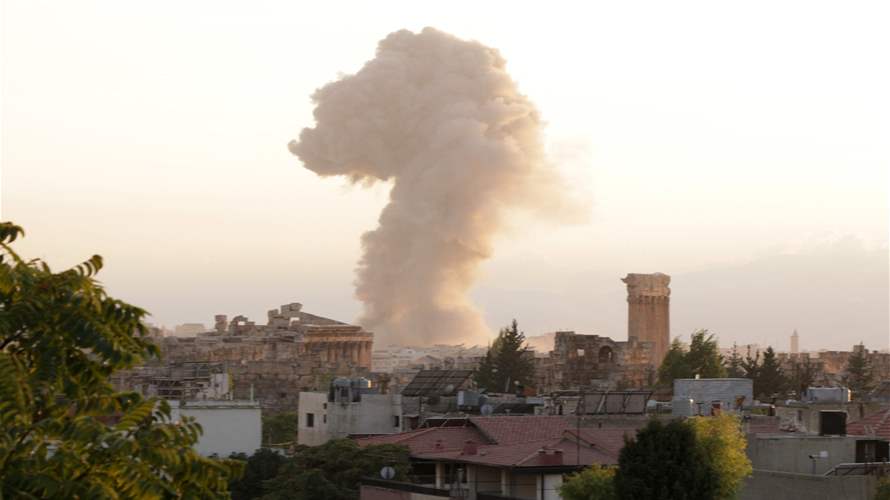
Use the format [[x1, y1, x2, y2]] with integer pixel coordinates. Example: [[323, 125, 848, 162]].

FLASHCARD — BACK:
[[819, 410, 847, 436]]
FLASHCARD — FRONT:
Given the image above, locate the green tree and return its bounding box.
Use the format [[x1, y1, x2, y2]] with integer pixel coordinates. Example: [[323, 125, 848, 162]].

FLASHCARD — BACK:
[[726, 343, 745, 378], [473, 319, 535, 392], [614, 419, 718, 500], [0, 222, 241, 498], [789, 355, 817, 398], [657, 330, 726, 387], [844, 344, 874, 400], [689, 415, 752, 499], [229, 449, 288, 500], [474, 345, 498, 392], [262, 412, 298, 446], [876, 476, 890, 500], [262, 439, 410, 500], [559, 466, 616, 500], [754, 347, 788, 400], [686, 329, 727, 379], [657, 338, 691, 387], [740, 346, 761, 382]]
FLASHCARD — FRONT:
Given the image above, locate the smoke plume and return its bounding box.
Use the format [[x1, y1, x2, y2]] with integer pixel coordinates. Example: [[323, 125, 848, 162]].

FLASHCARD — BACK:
[[289, 27, 575, 345]]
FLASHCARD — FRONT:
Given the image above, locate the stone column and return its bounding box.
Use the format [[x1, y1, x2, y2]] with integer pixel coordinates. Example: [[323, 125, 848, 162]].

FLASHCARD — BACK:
[[622, 273, 671, 368], [362, 341, 372, 369], [350, 343, 359, 363]]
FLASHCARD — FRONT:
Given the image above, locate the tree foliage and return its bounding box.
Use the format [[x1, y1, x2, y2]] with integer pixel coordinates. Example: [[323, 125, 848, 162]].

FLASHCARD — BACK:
[[657, 330, 727, 387], [688, 415, 752, 499], [262, 413, 297, 446], [876, 476, 890, 500], [725, 343, 745, 378], [474, 319, 535, 393], [228, 448, 288, 500], [789, 355, 817, 398], [0, 222, 241, 498], [843, 344, 874, 399], [754, 347, 787, 400], [614, 419, 719, 500], [559, 466, 616, 500], [260, 439, 410, 500], [566, 417, 750, 500]]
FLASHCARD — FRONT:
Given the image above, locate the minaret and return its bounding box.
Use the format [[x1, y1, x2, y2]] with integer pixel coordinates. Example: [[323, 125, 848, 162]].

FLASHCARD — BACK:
[[791, 329, 799, 355], [622, 273, 671, 367]]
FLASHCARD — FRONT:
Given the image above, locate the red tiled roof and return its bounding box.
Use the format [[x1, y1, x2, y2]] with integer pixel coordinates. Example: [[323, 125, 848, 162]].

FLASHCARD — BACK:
[[414, 433, 623, 468], [357, 416, 641, 469], [469, 416, 576, 444], [355, 426, 490, 454], [570, 428, 635, 457], [744, 416, 781, 435], [848, 406, 890, 439]]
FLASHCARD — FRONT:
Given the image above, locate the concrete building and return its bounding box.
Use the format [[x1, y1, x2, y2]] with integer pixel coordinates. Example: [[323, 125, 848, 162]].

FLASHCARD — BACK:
[[672, 378, 754, 417], [170, 400, 262, 457], [298, 379, 403, 446], [738, 404, 890, 500], [112, 362, 231, 401]]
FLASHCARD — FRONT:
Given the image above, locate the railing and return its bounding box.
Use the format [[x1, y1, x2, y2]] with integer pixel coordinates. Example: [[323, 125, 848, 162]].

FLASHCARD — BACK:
[[477, 492, 522, 500], [823, 462, 890, 476], [361, 477, 451, 497]]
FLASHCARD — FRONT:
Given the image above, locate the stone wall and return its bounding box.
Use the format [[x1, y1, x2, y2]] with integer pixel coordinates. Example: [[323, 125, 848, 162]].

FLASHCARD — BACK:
[[740, 470, 877, 500], [536, 331, 655, 391], [118, 302, 374, 414]]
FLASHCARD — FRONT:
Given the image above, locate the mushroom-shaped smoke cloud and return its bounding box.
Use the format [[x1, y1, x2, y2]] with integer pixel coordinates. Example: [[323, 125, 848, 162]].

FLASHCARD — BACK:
[[289, 27, 578, 345]]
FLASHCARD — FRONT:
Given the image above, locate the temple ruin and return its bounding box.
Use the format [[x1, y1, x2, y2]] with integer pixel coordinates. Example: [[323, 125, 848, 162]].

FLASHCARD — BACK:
[[117, 302, 373, 413], [535, 273, 671, 391], [623, 272, 671, 367]]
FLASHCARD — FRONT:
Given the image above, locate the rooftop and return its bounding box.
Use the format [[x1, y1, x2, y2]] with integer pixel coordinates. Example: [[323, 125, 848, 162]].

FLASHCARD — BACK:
[[848, 406, 890, 440], [356, 415, 642, 469], [400, 369, 473, 397]]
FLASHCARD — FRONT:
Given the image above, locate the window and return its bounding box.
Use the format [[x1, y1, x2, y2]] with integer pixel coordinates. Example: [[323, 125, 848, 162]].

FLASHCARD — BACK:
[[393, 415, 400, 429], [598, 346, 614, 363], [306, 413, 315, 428], [323, 414, 327, 424]]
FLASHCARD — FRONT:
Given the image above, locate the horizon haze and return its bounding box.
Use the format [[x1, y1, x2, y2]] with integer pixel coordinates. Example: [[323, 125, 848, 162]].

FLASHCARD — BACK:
[[2, 1, 887, 350]]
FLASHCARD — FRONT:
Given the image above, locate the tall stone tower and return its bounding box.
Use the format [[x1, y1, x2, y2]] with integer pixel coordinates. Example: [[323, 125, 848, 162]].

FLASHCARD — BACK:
[[791, 329, 799, 355], [622, 273, 671, 367]]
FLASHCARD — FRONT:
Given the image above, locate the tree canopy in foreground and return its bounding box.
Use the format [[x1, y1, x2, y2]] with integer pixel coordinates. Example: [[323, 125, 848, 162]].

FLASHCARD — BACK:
[[0, 222, 241, 498], [259, 439, 410, 500], [563, 415, 751, 500]]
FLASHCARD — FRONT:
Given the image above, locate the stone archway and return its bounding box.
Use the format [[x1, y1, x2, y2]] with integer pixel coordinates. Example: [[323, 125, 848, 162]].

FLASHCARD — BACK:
[[598, 345, 615, 363]]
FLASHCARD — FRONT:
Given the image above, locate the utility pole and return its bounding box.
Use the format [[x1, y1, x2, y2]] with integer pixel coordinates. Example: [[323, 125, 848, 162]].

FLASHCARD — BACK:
[[577, 389, 584, 466]]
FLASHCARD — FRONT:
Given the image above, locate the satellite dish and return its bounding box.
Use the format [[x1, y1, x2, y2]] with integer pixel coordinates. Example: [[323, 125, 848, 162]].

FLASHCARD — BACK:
[[480, 404, 494, 416], [380, 466, 396, 480], [444, 384, 455, 395]]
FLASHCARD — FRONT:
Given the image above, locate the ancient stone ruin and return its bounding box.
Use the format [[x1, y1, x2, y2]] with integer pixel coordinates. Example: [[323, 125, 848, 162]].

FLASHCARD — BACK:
[[623, 272, 671, 367], [117, 302, 373, 413], [535, 273, 671, 391]]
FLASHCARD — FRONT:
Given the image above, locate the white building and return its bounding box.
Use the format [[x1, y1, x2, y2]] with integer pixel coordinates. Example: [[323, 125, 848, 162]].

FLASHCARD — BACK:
[[298, 379, 402, 446], [170, 400, 262, 457], [672, 378, 754, 417]]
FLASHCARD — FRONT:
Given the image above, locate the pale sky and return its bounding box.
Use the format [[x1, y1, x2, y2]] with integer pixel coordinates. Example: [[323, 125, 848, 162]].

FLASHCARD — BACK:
[[2, 1, 888, 350]]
